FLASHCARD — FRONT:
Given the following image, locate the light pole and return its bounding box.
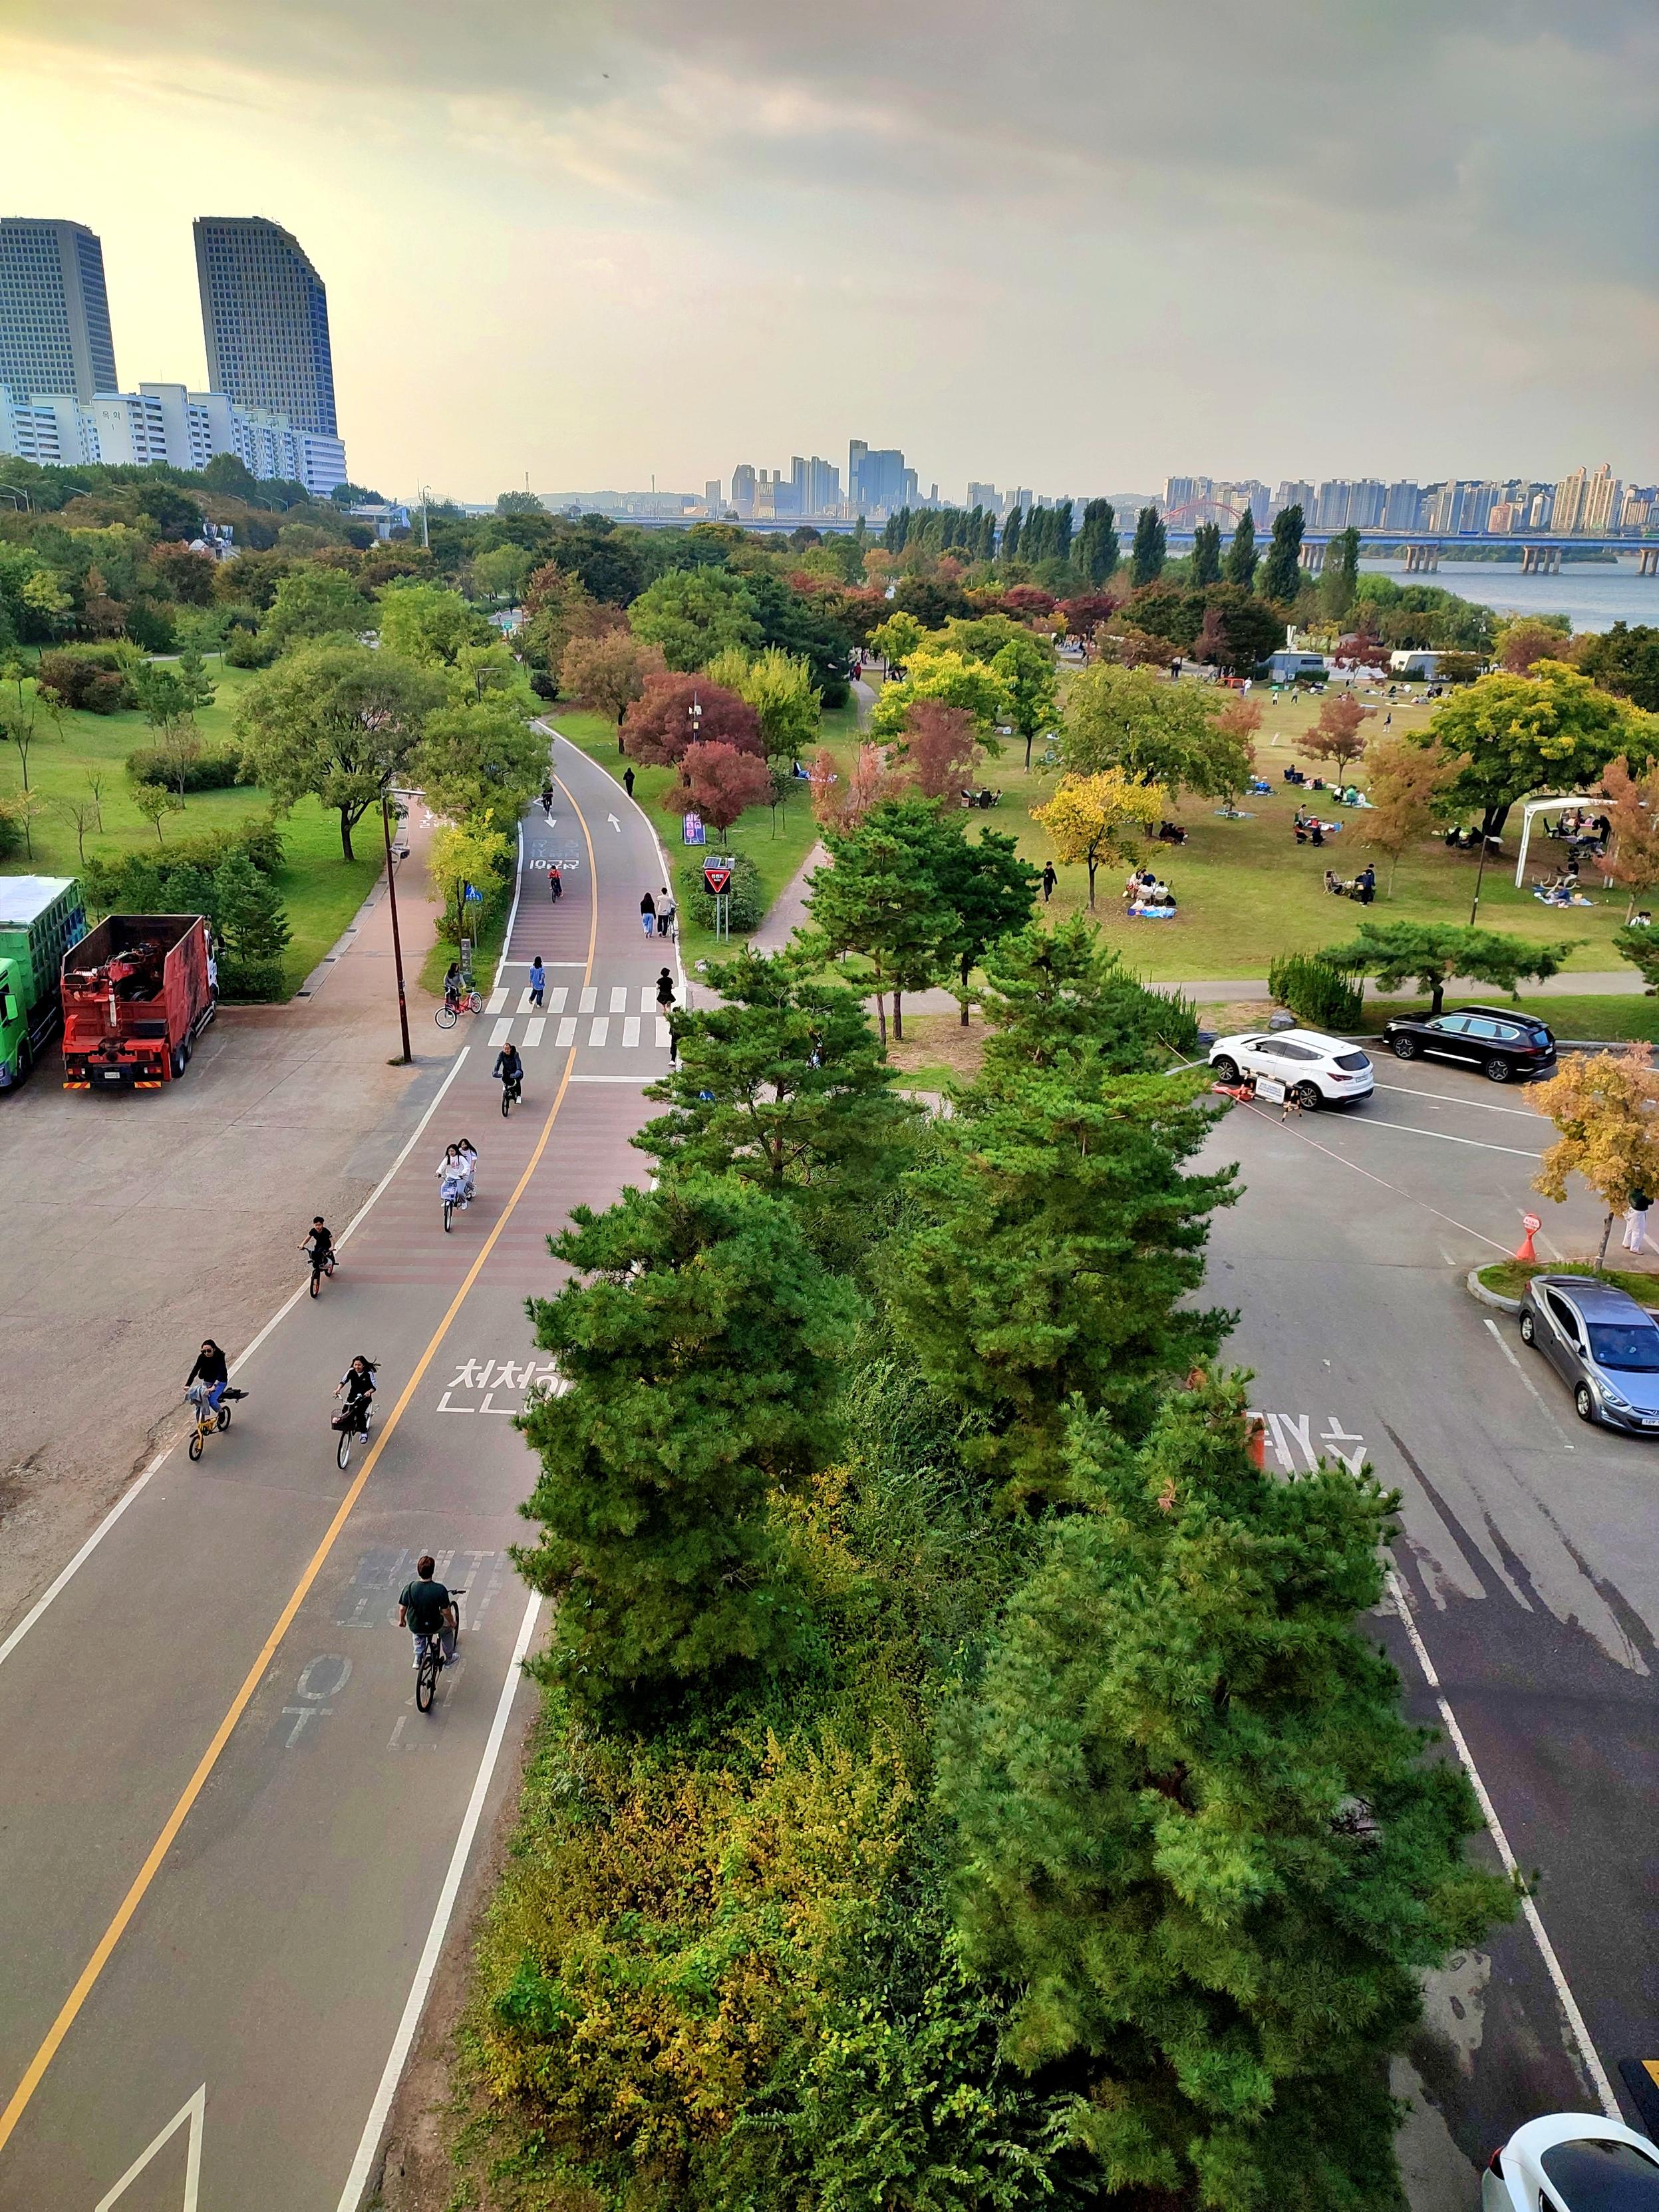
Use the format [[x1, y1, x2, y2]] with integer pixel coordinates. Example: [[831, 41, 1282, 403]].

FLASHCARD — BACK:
[[0, 484, 31, 510], [418, 484, 432, 552], [381, 787, 414, 1064]]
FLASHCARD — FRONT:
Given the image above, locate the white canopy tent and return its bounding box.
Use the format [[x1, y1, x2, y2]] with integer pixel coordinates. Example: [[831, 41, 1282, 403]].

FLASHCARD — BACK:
[[1513, 796, 1602, 887]]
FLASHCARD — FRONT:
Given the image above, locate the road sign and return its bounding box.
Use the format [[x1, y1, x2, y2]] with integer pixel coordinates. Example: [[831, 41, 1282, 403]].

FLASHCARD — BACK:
[[462, 881, 483, 904], [1522, 1213, 1542, 1233], [703, 864, 732, 896], [682, 812, 706, 846]]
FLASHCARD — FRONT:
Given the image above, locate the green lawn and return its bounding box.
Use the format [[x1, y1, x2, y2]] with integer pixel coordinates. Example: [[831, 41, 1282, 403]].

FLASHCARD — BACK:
[[1354, 994, 1659, 1042], [546, 701, 857, 961], [0, 657, 382, 993], [974, 678, 1637, 983], [1478, 1259, 1659, 1308]]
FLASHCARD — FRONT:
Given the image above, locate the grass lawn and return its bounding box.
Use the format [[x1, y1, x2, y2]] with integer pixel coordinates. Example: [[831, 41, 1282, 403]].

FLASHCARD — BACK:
[[545, 700, 861, 962], [1477, 1259, 1659, 1309], [1352, 995, 1659, 1042], [0, 657, 382, 993], [960, 675, 1638, 983]]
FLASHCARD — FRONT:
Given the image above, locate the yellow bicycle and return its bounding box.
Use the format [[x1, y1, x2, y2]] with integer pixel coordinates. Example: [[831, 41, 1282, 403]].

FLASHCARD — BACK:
[[186, 1384, 245, 1460]]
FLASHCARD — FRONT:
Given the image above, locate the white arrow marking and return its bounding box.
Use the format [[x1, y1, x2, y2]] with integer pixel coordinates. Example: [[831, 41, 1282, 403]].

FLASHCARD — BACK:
[[96, 2083, 205, 2209], [607, 812, 621, 832]]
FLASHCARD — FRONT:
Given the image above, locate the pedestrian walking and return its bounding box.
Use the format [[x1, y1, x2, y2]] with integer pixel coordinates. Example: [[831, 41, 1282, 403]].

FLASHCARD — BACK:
[[623, 766, 636, 798], [1624, 1190, 1651, 1253], [657, 967, 678, 1062], [1279, 1086, 1302, 1125], [528, 956, 545, 1009], [1041, 861, 1057, 903], [640, 890, 656, 937], [657, 885, 677, 939]]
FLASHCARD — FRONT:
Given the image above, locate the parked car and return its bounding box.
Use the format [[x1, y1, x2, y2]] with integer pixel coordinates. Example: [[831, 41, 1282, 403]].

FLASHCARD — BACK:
[[1519, 1274, 1659, 1432], [1483, 2112, 1659, 2211], [1207, 1028, 1374, 1110], [1380, 1004, 1557, 1084]]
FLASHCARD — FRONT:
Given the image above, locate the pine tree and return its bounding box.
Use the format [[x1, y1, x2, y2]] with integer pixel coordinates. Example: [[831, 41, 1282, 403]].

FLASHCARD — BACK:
[[1130, 506, 1167, 589], [1259, 503, 1306, 602], [1074, 499, 1120, 587], [1051, 498, 1074, 565], [938, 1378, 1516, 2209], [979, 917, 1199, 1078], [933, 830, 1038, 1025], [888, 1049, 1235, 1503], [1190, 522, 1222, 587], [176, 645, 217, 714], [1000, 506, 1022, 562], [517, 1174, 862, 1717], [212, 850, 291, 964], [1223, 508, 1258, 588], [635, 947, 920, 1264], [804, 797, 959, 1046]]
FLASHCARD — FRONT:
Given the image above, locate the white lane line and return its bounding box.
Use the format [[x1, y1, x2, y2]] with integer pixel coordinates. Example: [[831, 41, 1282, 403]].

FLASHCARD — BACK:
[[335, 1594, 541, 2211], [524, 1018, 545, 1048], [1231, 1100, 1513, 1252], [488, 1017, 514, 1047], [655, 1017, 672, 1048], [609, 986, 627, 1013], [1371, 1080, 1543, 1120], [0, 1046, 474, 1674], [1387, 1567, 1615, 2116], [589, 1017, 609, 1046], [490, 820, 528, 992], [639, 986, 654, 1013], [550, 729, 685, 1013], [1359, 1116, 1541, 1159], [486, 987, 509, 1015], [96, 2080, 205, 2209], [579, 987, 597, 1013], [517, 990, 535, 1014], [555, 1017, 577, 1046], [622, 1016, 640, 1048], [547, 987, 567, 1013], [1484, 1316, 1575, 1449]]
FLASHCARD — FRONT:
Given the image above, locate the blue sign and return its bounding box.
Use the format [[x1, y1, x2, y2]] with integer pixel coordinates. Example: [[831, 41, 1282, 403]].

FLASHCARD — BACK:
[[462, 881, 483, 903], [682, 813, 706, 846]]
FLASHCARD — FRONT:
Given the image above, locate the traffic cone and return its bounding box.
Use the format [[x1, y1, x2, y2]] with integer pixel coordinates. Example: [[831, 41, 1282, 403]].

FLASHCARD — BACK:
[[1515, 1214, 1540, 1263], [1248, 1418, 1267, 1470]]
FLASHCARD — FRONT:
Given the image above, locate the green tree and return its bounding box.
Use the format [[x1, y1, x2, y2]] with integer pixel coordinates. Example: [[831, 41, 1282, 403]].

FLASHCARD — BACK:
[[729, 644, 821, 764], [635, 947, 919, 1263], [1195, 584, 1284, 677], [1319, 526, 1362, 621], [176, 645, 217, 713], [1579, 621, 1659, 713], [470, 543, 534, 607], [888, 1058, 1235, 1504], [212, 850, 292, 988], [1061, 662, 1247, 803], [870, 610, 925, 669], [869, 649, 1012, 746], [1421, 661, 1656, 839], [979, 917, 1199, 1078], [1321, 919, 1577, 1016], [133, 781, 183, 844], [1615, 920, 1659, 993], [805, 796, 960, 1047], [1130, 506, 1167, 589], [1259, 502, 1305, 602], [516, 1174, 861, 1717], [627, 566, 762, 672], [263, 565, 373, 651], [1223, 508, 1258, 588], [938, 1378, 1515, 2208], [413, 695, 547, 821], [1190, 521, 1222, 587], [236, 639, 444, 859], [933, 828, 1038, 1026], [1074, 498, 1120, 586], [376, 579, 493, 667], [990, 633, 1059, 770]]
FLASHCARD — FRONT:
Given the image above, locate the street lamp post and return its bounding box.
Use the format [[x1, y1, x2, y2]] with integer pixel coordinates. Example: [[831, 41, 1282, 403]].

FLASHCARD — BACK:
[[0, 484, 31, 511], [418, 484, 432, 552], [381, 788, 414, 1064]]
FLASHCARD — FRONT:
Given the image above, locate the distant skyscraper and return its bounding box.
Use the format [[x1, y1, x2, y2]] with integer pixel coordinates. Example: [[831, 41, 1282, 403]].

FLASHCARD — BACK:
[[194, 216, 337, 436], [1581, 464, 1620, 534], [967, 481, 997, 511], [849, 439, 908, 514], [704, 476, 722, 514], [1553, 467, 1588, 534], [1382, 481, 1421, 530], [1314, 480, 1353, 530], [1273, 481, 1314, 519], [807, 455, 840, 514], [0, 217, 118, 402], [730, 462, 757, 516]]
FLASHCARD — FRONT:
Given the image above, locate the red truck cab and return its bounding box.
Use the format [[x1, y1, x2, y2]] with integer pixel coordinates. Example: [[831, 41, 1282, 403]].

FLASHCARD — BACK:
[[61, 914, 216, 1090]]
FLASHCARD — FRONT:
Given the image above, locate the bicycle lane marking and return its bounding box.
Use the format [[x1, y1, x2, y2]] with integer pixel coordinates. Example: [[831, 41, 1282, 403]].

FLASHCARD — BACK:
[[0, 797, 597, 2161], [0, 1043, 474, 1679]]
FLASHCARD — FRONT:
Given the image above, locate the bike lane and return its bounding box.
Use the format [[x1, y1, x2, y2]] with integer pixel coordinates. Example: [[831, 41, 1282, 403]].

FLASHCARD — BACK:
[[0, 736, 677, 2209]]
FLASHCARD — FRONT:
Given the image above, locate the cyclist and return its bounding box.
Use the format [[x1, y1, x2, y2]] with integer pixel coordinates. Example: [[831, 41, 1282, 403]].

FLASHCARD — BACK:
[[398, 1553, 457, 1668], [438, 1144, 470, 1210], [335, 1354, 377, 1436], [301, 1216, 335, 1288], [456, 1138, 478, 1200], [493, 1038, 524, 1104], [186, 1338, 229, 1416], [442, 959, 462, 1008], [540, 781, 554, 818]]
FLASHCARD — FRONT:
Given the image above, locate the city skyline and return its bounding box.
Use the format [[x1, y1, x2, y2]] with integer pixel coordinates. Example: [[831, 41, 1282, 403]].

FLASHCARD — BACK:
[[7, 1, 1655, 495]]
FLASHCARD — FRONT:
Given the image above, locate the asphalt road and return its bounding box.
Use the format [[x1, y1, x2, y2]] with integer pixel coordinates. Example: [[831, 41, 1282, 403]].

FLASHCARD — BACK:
[[0, 734, 679, 2209], [1202, 1056, 1659, 2195]]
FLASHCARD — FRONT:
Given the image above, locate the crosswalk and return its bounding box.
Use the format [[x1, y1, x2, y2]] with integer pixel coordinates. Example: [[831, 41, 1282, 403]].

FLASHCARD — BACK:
[[481, 980, 672, 1052]]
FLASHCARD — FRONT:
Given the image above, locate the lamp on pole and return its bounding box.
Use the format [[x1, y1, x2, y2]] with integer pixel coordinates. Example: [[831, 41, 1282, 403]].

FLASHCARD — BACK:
[[0, 484, 31, 511], [418, 484, 432, 552], [381, 786, 414, 1065]]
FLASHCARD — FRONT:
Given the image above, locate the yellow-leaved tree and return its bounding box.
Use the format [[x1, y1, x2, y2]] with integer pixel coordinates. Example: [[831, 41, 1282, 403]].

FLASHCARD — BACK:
[[1533, 1043, 1659, 1267], [428, 819, 514, 955], [1030, 769, 1167, 907]]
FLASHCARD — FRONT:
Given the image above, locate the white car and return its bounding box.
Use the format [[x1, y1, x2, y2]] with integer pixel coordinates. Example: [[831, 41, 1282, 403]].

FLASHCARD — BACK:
[[1483, 2112, 1659, 2210], [1207, 1027, 1374, 1110]]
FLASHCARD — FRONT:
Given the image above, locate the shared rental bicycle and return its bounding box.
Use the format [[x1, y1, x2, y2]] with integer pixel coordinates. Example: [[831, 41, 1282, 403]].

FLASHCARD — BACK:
[[415, 1590, 464, 1712]]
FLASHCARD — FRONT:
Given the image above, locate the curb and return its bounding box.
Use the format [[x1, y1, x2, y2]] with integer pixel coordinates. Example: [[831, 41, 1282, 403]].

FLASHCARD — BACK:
[[1465, 1267, 1522, 1315]]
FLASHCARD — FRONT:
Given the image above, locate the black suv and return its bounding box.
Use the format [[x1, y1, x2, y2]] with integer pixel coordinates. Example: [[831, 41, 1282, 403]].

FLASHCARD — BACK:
[[1380, 1004, 1557, 1083]]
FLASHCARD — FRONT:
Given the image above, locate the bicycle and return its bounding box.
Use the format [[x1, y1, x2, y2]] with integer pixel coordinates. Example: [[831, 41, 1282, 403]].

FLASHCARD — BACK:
[[500, 1070, 522, 1118], [186, 1383, 245, 1461], [306, 1249, 337, 1299], [414, 1589, 464, 1712], [434, 985, 484, 1030], [334, 1395, 373, 1470], [441, 1173, 470, 1232]]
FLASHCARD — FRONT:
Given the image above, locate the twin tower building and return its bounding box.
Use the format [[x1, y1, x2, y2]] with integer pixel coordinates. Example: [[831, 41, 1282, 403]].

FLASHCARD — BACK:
[[0, 215, 347, 496]]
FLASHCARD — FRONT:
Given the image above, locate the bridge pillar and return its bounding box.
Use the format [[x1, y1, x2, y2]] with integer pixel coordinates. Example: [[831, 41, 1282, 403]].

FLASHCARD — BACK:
[[1640, 546, 1659, 577], [1299, 542, 1325, 573], [1403, 543, 1439, 573]]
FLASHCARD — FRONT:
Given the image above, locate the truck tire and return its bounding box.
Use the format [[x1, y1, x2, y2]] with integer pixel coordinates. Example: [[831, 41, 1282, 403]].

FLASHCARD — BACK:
[[171, 1044, 186, 1079]]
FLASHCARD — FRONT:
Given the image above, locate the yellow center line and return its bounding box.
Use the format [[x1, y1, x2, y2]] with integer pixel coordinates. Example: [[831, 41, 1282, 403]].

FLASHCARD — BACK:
[[0, 765, 603, 2158]]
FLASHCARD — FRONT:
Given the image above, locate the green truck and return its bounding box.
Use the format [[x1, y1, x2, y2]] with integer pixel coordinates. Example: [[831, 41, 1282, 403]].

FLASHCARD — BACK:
[[0, 876, 87, 1090]]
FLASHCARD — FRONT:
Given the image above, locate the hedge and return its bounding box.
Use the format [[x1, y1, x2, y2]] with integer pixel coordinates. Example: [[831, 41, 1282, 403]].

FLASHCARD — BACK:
[[678, 849, 764, 934], [126, 743, 245, 792], [1268, 951, 1364, 1032]]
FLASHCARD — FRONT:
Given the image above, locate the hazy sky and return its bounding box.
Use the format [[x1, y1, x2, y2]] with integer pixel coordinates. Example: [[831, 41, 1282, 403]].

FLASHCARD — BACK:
[[9, 1, 1657, 500]]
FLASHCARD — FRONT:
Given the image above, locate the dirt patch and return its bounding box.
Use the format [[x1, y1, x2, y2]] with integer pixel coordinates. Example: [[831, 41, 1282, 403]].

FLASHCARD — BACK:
[[1198, 998, 1279, 1034], [886, 1011, 985, 1085]]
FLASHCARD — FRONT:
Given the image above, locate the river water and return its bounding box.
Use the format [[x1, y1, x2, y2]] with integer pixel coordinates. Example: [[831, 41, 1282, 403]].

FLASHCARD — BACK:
[[1359, 557, 1658, 634]]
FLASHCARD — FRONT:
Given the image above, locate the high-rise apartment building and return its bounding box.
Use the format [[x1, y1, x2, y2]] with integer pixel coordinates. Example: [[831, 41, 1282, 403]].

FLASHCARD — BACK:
[[0, 217, 119, 403], [967, 481, 997, 511], [1382, 481, 1421, 530], [808, 455, 840, 514], [704, 477, 722, 515], [1553, 468, 1587, 535], [849, 439, 909, 514], [730, 463, 757, 516], [1581, 464, 1620, 535], [194, 216, 337, 436], [1313, 480, 1353, 530], [1273, 480, 1315, 518]]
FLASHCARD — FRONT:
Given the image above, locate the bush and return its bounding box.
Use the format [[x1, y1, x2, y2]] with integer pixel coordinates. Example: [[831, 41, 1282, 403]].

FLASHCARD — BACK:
[[678, 848, 764, 934], [218, 953, 287, 1002], [126, 743, 244, 792], [1269, 950, 1364, 1030], [81, 816, 285, 917], [122, 597, 178, 655], [223, 626, 279, 669], [35, 647, 133, 712]]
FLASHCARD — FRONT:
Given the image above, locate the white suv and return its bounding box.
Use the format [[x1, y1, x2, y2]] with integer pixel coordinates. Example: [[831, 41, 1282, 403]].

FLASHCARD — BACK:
[[1207, 1027, 1374, 1110]]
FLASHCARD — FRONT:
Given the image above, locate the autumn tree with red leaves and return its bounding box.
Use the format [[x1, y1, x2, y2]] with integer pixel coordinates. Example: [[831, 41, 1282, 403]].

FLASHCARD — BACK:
[[621, 675, 762, 767], [661, 742, 773, 838]]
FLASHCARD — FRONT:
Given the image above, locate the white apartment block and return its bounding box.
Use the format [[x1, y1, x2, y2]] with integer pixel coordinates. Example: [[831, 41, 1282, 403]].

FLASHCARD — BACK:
[[0, 377, 347, 496]]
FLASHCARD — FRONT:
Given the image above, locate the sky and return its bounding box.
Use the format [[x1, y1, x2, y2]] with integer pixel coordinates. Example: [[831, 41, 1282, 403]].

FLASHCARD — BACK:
[[7, 0, 1658, 502]]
